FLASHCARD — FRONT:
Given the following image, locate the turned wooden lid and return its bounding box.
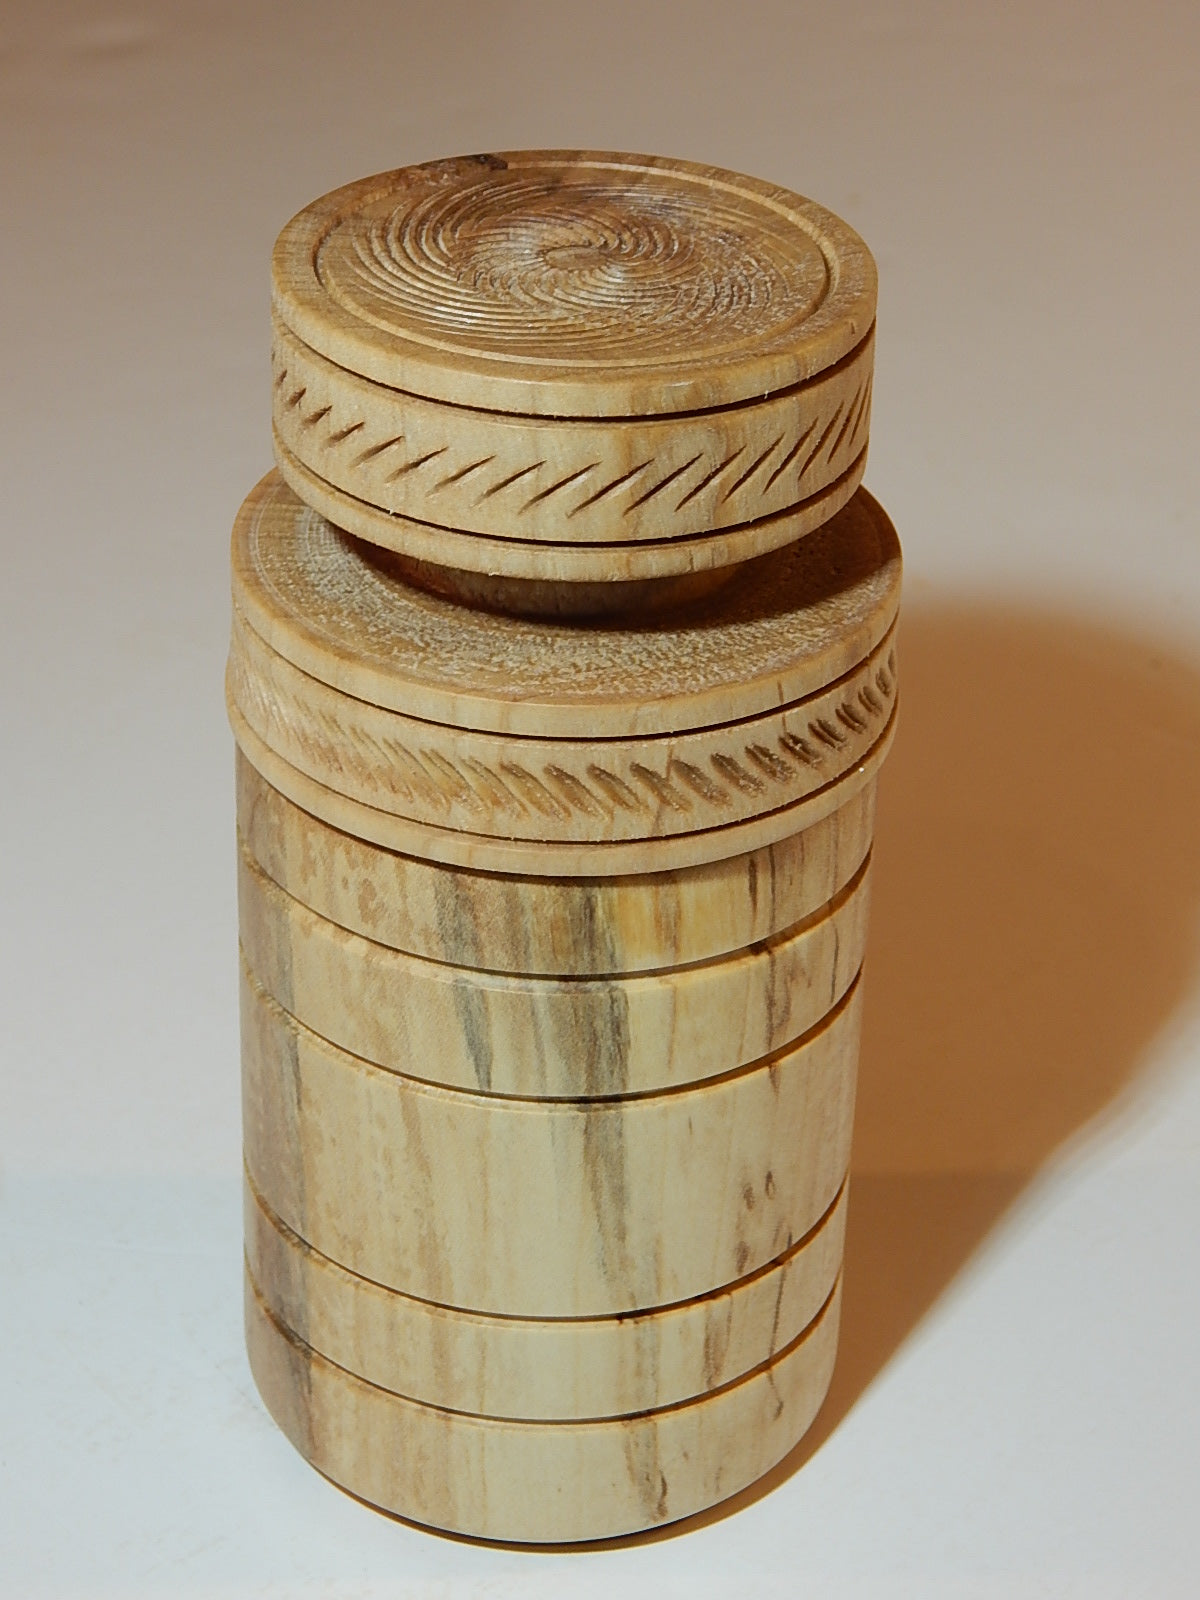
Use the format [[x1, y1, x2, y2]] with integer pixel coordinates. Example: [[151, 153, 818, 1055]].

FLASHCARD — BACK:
[[273, 151, 875, 415], [271, 151, 876, 576]]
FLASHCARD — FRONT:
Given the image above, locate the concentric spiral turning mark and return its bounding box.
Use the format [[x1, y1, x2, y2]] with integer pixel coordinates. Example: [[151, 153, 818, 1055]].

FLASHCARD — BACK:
[[316, 166, 832, 367]]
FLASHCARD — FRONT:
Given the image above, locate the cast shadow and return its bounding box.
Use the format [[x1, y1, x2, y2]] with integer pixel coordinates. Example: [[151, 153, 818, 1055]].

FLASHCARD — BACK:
[[633, 596, 1200, 1542]]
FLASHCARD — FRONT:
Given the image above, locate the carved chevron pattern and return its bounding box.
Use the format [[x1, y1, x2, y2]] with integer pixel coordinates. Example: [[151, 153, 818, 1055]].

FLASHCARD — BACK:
[[228, 611, 897, 845], [270, 319, 874, 546]]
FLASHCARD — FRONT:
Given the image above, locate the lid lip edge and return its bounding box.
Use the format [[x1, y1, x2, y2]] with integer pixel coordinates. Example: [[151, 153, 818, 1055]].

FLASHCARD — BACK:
[[232, 582, 901, 743], [231, 471, 901, 739], [271, 151, 878, 418], [269, 428, 872, 581], [270, 305, 878, 426], [227, 692, 896, 877]]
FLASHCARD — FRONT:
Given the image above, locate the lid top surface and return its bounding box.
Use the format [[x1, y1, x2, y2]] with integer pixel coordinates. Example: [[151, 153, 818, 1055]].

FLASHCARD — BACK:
[[233, 473, 900, 739], [273, 151, 877, 417]]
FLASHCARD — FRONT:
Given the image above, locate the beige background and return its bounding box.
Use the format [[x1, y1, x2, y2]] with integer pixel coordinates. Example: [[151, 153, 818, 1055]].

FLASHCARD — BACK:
[[1, 1, 1198, 1593]]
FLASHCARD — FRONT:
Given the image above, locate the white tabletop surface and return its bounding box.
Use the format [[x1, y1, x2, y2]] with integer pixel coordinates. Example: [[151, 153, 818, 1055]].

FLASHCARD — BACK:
[[2, 3, 1198, 1594]]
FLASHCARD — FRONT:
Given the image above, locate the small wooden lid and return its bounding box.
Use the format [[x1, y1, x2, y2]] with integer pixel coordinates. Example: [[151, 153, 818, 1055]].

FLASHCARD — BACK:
[[273, 151, 876, 419], [271, 153, 876, 576]]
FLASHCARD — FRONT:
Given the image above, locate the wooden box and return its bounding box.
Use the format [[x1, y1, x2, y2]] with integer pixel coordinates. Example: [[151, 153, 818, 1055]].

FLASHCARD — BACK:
[[228, 151, 900, 1541]]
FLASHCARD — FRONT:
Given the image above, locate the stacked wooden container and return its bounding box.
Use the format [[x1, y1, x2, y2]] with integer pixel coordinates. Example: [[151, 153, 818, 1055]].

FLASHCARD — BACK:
[[227, 151, 901, 1541]]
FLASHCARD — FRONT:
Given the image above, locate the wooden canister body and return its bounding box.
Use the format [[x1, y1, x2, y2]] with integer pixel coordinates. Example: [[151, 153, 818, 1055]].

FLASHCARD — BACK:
[[236, 754, 866, 1538], [230, 152, 900, 1541]]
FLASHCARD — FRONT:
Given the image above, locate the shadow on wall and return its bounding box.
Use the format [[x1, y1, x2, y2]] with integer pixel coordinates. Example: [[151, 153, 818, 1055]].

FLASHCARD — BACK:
[[655, 597, 1200, 1540]]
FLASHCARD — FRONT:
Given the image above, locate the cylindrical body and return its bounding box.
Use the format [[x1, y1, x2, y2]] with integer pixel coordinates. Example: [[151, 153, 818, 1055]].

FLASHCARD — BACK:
[[229, 152, 900, 1541]]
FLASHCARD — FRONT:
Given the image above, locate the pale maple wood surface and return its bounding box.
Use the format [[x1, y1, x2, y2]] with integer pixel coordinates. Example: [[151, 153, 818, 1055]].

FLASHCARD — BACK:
[[236, 752, 876, 976], [231, 471, 900, 737], [272, 152, 876, 415], [270, 315, 872, 551], [228, 600, 896, 846], [226, 468, 899, 875], [269, 152, 875, 581], [240, 958, 860, 1317], [245, 1172, 847, 1421], [230, 150, 894, 1540], [273, 431, 869, 585], [245, 1266, 843, 1543], [229, 699, 893, 876], [236, 837, 870, 1096]]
